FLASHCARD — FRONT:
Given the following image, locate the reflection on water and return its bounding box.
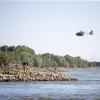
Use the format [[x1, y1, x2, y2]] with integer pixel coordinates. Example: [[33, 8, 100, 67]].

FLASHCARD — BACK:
[[0, 68, 100, 100]]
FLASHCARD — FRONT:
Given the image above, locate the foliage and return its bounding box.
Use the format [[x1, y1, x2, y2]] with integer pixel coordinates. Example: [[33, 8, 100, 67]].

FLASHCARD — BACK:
[[0, 45, 97, 68]]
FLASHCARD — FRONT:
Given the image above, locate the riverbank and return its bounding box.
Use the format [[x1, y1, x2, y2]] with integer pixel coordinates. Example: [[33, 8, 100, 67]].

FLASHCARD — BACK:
[[0, 67, 77, 82]]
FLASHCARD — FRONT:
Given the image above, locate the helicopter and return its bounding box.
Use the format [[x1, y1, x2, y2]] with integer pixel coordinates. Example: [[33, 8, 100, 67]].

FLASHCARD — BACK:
[[76, 30, 93, 36]]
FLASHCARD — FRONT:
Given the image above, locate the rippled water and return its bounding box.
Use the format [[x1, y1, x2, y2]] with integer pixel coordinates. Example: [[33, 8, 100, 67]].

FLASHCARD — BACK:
[[0, 68, 100, 100]]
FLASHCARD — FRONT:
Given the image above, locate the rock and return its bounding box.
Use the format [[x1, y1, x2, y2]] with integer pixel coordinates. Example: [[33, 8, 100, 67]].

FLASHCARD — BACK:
[[0, 71, 77, 82], [0, 74, 6, 81]]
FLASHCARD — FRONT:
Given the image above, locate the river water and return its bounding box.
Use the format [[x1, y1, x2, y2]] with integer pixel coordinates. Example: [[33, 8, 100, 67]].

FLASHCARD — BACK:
[[0, 68, 100, 100]]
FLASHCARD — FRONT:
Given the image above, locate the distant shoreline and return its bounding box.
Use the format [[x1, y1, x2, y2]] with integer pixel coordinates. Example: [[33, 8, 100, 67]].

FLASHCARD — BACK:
[[0, 45, 100, 69]]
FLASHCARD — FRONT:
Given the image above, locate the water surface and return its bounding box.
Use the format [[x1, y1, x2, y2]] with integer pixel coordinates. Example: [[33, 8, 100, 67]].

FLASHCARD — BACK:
[[0, 68, 100, 100]]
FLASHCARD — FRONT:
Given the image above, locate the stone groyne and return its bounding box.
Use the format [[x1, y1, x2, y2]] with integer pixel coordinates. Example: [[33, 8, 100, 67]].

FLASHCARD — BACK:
[[0, 71, 77, 82]]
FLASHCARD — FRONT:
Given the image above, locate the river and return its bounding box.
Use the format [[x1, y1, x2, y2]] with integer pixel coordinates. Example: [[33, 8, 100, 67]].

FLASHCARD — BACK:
[[0, 68, 100, 100]]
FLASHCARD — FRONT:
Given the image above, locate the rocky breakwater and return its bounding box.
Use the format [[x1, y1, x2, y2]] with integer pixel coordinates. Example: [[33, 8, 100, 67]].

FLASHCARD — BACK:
[[0, 71, 77, 82]]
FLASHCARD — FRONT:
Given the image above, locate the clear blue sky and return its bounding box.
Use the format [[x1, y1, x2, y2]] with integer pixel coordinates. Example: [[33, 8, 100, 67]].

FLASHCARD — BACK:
[[0, 0, 100, 61]]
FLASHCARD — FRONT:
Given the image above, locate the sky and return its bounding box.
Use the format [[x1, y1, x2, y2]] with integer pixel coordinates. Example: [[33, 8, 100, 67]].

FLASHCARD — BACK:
[[0, 0, 100, 61]]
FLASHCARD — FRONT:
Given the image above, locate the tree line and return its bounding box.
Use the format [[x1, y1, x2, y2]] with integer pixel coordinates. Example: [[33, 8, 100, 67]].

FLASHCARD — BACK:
[[0, 45, 99, 68]]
